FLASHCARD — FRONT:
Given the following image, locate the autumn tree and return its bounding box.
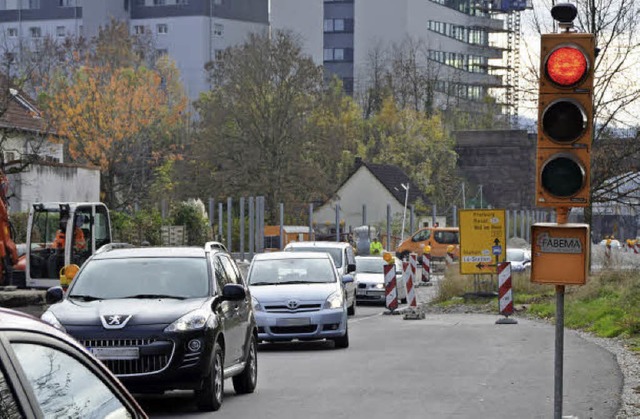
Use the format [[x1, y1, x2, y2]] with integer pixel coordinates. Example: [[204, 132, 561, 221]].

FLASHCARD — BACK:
[[39, 22, 188, 210]]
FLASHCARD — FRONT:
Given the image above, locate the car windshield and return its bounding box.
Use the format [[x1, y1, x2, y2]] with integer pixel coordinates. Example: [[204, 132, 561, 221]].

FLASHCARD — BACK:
[[69, 257, 210, 299], [249, 258, 336, 285], [285, 247, 342, 268], [506, 249, 526, 262], [355, 258, 385, 273]]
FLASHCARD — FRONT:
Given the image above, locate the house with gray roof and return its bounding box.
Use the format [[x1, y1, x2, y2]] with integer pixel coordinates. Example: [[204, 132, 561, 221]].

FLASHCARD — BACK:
[[313, 158, 431, 238]]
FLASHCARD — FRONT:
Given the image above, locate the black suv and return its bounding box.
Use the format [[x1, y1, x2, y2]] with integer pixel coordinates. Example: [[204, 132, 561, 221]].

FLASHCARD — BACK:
[[42, 245, 258, 412]]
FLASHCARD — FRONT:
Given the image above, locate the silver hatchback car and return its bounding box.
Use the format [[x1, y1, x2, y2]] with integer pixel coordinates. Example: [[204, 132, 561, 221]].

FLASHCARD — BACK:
[[248, 252, 353, 348]]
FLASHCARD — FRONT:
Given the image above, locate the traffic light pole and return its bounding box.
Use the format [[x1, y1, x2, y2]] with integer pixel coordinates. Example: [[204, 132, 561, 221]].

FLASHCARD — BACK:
[[554, 206, 569, 419]]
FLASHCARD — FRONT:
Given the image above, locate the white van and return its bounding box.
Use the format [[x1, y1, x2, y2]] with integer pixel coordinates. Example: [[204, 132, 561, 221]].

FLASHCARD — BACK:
[[283, 241, 357, 315]]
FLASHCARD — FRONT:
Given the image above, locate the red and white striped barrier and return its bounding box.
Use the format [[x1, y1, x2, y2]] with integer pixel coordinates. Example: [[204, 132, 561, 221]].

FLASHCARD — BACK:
[[421, 251, 431, 284], [401, 260, 410, 296], [384, 263, 398, 312], [496, 262, 517, 325], [405, 258, 417, 308]]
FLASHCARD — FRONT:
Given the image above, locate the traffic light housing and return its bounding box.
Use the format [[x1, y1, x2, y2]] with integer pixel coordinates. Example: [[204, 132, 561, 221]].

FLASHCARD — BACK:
[[536, 32, 595, 207]]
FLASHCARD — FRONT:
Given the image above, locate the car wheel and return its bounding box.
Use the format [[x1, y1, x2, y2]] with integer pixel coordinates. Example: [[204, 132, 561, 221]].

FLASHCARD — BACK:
[[347, 294, 356, 316], [195, 341, 224, 412], [233, 334, 258, 394], [332, 326, 349, 349]]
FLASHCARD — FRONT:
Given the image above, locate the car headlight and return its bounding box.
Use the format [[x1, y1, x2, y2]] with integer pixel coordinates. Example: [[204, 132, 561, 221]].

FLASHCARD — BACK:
[[324, 291, 343, 309], [374, 283, 385, 289], [251, 296, 264, 312], [165, 309, 211, 332], [41, 311, 66, 332]]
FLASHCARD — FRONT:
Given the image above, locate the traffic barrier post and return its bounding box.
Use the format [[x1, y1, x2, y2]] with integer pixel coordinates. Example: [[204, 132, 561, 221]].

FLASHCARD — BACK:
[[405, 258, 417, 308], [383, 262, 398, 314], [420, 246, 431, 286], [496, 262, 517, 325]]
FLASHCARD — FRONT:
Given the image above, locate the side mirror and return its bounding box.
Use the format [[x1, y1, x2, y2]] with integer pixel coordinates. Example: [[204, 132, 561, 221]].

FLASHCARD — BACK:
[[342, 274, 354, 284], [222, 283, 246, 301], [347, 263, 356, 273], [45, 286, 64, 305]]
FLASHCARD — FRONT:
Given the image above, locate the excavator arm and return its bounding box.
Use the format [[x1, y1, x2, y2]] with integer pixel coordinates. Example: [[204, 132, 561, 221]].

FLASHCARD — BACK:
[[0, 172, 18, 286]]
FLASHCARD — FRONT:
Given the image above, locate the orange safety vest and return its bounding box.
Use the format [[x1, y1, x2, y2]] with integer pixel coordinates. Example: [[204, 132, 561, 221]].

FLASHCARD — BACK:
[[52, 228, 86, 251]]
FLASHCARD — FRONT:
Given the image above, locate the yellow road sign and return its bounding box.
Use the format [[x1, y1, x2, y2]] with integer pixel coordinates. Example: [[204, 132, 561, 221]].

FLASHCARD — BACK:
[[459, 209, 507, 275]]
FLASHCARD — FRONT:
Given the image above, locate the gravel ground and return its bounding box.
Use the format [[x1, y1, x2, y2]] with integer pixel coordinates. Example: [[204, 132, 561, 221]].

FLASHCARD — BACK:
[[411, 276, 640, 419]]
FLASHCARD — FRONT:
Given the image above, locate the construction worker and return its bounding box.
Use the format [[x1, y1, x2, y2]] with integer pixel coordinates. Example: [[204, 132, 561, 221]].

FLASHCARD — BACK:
[[370, 237, 383, 256], [52, 214, 87, 252]]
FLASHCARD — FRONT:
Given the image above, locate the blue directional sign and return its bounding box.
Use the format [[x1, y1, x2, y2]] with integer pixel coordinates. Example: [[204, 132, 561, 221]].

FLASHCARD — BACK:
[[492, 245, 502, 256]]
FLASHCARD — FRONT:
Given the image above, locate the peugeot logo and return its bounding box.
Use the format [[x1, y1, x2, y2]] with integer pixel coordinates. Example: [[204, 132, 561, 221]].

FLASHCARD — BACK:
[[100, 314, 132, 330], [286, 299, 300, 310]]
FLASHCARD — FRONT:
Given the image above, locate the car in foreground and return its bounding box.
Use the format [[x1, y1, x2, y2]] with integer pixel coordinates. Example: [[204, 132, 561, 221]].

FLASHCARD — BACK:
[[354, 256, 407, 304], [248, 251, 352, 348], [41, 245, 258, 412], [283, 241, 357, 315], [506, 248, 531, 273], [0, 307, 147, 418]]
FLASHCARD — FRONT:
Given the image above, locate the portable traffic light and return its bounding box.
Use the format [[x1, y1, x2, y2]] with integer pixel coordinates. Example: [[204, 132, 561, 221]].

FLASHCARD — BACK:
[[536, 13, 595, 208]]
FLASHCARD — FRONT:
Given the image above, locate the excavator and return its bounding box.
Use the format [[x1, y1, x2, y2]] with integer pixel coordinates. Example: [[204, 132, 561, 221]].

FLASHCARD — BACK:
[[0, 171, 19, 287], [25, 202, 112, 289]]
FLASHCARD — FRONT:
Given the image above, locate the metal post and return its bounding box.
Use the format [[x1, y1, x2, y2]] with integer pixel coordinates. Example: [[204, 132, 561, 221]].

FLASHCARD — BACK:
[[452, 205, 457, 228], [208, 198, 215, 239], [239, 197, 245, 260], [309, 203, 314, 241], [279, 203, 285, 249], [161, 199, 168, 220], [520, 210, 525, 240], [249, 197, 255, 260], [362, 204, 367, 226], [554, 285, 565, 419], [386, 204, 391, 252], [409, 205, 415, 236], [432, 204, 437, 227], [506, 210, 511, 239], [258, 197, 264, 253], [335, 204, 340, 242], [218, 203, 223, 242], [227, 197, 232, 252]]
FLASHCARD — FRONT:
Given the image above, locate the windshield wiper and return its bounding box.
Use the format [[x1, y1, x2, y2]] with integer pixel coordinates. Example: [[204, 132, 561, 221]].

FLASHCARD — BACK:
[[279, 280, 312, 285], [68, 295, 103, 301], [122, 294, 186, 300], [250, 282, 277, 286]]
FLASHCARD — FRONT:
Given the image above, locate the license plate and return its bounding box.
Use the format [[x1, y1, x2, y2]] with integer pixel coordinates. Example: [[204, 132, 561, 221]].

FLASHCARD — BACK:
[[356, 288, 367, 296], [89, 347, 139, 360], [277, 317, 310, 326]]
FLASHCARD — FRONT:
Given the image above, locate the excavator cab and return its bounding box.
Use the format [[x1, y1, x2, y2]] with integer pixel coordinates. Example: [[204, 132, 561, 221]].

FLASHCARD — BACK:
[[26, 202, 112, 289]]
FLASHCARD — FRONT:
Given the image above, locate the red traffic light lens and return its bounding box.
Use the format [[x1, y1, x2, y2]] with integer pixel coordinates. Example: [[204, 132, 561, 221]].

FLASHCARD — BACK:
[[546, 47, 588, 87], [541, 155, 585, 198]]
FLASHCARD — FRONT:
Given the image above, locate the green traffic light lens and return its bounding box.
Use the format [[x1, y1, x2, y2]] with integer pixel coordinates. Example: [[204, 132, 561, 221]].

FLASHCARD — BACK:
[[541, 156, 585, 197], [542, 100, 586, 143]]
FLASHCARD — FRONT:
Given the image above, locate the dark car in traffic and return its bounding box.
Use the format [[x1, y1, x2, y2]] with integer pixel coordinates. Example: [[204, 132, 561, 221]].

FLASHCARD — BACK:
[[41, 245, 258, 412], [0, 307, 147, 418]]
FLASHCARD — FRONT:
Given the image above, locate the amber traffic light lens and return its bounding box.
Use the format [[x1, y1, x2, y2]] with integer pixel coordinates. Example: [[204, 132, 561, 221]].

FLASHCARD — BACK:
[[542, 100, 586, 143], [541, 156, 585, 197], [546, 47, 588, 87]]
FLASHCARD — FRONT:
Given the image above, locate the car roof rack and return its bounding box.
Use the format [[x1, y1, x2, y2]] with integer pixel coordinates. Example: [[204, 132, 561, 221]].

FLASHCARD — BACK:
[[204, 241, 228, 253], [95, 243, 136, 255]]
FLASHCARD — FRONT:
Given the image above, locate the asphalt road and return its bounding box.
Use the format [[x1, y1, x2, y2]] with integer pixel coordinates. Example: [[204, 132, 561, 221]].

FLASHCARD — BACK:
[[136, 302, 622, 419]]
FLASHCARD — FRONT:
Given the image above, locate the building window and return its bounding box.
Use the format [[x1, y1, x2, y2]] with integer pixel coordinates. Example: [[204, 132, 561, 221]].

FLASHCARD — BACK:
[[29, 27, 41, 38], [7, 28, 17, 38], [177, 0, 188, 4], [324, 18, 352, 33], [134, 25, 145, 35], [157, 48, 168, 57], [56, 26, 65, 37], [215, 49, 223, 60], [157, 23, 168, 34], [324, 48, 352, 62], [153, 0, 166, 5], [59, 0, 73, 6], [214, 0, 222, 4], [28, 0, 40, 8], [213, 23, 223, 37]]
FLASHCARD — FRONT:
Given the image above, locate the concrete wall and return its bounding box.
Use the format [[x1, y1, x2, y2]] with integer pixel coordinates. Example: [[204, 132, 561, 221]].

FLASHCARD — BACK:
[[455, 129, 535, 210], [7, 163, 100, 213], [313, 166, 404, 231]]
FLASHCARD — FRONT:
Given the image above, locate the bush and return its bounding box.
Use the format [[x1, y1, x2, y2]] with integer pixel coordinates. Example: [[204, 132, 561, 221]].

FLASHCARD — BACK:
[[111, 209, 163, 246], [170, 199, 211, 246]]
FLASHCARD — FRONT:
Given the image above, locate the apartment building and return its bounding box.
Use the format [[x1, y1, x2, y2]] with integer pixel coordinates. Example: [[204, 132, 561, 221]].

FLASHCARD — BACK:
[[0, 0, 269, 101], [271, 0, 528, 111]]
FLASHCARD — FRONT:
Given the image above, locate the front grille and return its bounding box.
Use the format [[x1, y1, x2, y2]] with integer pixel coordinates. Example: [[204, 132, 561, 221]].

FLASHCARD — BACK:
[[270, 325, 317, 334], [264, 304, 322, 313], [81, 338, 173, 376], [357, 283, 367, 289]]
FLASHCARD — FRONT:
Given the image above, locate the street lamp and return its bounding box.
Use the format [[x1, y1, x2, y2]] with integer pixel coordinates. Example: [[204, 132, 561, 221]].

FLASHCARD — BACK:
[[401, 183, 409, 242]]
